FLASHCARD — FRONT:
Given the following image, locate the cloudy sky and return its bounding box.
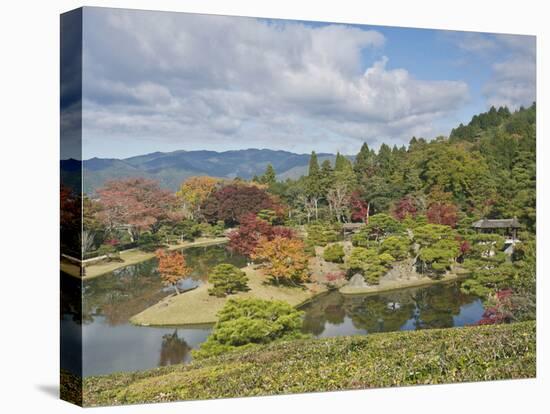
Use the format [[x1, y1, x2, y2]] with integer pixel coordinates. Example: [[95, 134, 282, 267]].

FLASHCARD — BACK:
[[81, 7, 536, 159]]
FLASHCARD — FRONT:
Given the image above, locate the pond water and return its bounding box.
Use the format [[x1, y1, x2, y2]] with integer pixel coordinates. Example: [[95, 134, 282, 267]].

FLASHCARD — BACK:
[[61, 244, 484, 377]]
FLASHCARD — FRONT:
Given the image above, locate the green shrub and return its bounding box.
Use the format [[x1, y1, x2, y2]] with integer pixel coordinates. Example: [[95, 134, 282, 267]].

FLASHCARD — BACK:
[[96, 244, 121, 262], [364, 214, 405, 240], [194, 298, 306, 359], [197, 221, 226, 238], [306, 222, 340, 247], [346, 247, 394, 285], [137, 232, 165, 252], [351, 231, 378, 248], [257, 209, 278, 224], [413, 224, 460, 276], [323, 244, 345, 263], [402, 215, 428, 230], [173, 219, 202, 241], [379, 235, 411, 260], [352, 214, 405, 247], [208, 264, 249, 297]]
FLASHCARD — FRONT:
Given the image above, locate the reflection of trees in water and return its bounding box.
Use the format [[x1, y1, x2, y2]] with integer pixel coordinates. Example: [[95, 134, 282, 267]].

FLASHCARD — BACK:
[[82, 260, 164, 325], [183, 245, 247, 283], [410, 284, 472, 329], [302, 283, 479, 336], [343, 292, 416, 333], [302, 292, 345, 335], [80, 246, 247, 325], [159, 330, 191, 366]]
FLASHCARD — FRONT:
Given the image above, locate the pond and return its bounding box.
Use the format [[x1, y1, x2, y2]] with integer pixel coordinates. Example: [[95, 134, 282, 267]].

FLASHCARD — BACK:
[[61, 244, 485, 377]]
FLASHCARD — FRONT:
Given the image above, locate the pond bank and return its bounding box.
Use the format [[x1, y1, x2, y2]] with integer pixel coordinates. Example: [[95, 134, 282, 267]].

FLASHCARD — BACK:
[[82, 237, 229, 279], [339, 270, 470, 295], [130, 266, 327, 326]]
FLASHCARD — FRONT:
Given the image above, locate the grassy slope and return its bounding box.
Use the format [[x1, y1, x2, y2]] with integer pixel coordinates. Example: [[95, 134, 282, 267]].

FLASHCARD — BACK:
[[83, 321, 535, 406], [130, 265, 327, 325]]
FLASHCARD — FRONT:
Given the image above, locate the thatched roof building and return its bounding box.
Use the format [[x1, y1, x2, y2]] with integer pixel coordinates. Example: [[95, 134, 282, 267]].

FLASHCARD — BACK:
[[472, 217, 521, 240], [471, 218, 521, 229]]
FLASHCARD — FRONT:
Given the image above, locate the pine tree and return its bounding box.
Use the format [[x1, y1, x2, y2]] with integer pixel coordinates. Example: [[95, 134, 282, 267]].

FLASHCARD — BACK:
[[354, 142, 374, 177], [308, 151, 320, 177], [320, 159, 333, 191], [306, 151, 322, 220], [377, 144, 393, 175], [334, 152, 345, 171], [261, 163, 276, 186]]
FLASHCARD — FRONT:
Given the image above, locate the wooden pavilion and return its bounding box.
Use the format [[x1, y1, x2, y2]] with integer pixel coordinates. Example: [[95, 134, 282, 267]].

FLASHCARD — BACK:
[[471, 217, 521, 241]]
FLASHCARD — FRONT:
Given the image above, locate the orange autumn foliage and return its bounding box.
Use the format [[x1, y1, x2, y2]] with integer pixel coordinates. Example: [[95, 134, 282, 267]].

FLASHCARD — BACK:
[[176, 176, 221, 220], [155, 249, 191, 294], [252, 236, 309, 285]]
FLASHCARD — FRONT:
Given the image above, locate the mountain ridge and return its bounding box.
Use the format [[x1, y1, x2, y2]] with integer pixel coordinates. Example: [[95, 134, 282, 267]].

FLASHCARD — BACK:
[[62, 148, 340, 194]]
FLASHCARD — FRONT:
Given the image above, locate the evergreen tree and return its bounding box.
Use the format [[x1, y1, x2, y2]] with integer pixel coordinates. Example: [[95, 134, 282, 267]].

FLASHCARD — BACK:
[[334, 152, 345, 172], [319, 159, 334, 193], [306, 151, 322, 220], [308, 151, 320, 177], [260, 163, 276, 186], [354, 142, 374, 176]]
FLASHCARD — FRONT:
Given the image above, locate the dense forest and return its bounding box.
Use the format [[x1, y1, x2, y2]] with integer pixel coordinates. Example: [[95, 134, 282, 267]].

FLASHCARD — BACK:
[[261, 103, 536, 231]]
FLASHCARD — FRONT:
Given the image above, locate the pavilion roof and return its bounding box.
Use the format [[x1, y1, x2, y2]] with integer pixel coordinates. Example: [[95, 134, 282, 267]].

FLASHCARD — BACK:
[[472, 217, 521, 229]]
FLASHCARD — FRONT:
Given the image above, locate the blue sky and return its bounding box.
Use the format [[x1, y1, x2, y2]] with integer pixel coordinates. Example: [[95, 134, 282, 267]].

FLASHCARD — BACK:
[[80, 8, 535, 159]]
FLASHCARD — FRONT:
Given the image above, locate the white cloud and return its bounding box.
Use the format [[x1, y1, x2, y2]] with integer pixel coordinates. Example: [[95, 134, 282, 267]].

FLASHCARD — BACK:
[[450, 32, 535, 110], [484, 57, 536, 109], [82, 8, 469, 156]]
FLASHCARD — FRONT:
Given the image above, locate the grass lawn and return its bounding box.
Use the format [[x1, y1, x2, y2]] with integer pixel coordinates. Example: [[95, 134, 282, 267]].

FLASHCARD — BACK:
[[83, 237, 228, 279], [130, 265, 327, 326], [82, 321, 536, 407]]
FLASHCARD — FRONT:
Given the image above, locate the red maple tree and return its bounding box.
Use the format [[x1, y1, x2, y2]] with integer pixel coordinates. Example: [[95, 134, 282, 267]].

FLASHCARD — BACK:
[[426, 202, 458, 228], [392, 196, 418, 220], [96, 178, 177, 241], [201, 183, 282, 225], [349, 191, 370, 223], [228, 213, 294, 257]]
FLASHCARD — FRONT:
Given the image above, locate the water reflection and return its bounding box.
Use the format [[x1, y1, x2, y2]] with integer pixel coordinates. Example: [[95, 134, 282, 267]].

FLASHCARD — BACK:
[[77, 244, 245, 376], [300, 283, 484, 338], [159, 330, 192, 366]]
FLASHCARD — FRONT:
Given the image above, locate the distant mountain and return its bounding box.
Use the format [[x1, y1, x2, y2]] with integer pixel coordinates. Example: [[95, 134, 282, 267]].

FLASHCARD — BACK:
[[63, 149, 339, 194]]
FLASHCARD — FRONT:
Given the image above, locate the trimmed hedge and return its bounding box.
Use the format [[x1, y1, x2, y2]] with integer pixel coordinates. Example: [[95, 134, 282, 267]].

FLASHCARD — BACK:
[[83, 321, 535, 407], [323, 244, 345, 263]]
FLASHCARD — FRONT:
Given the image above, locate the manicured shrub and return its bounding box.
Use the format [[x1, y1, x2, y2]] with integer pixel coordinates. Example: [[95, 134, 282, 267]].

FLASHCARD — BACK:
[[413, 224, 460, 276], [323, 244, 345, 263], [208, 264, 249, 297], [364, 214, 405, 240], [193, 298, 305, 359], [174, 219, 202, 240], [137, 232, 165, 252], [306, 222, 340, 247], [346, 247, 394, 285], [96, 244, 122, 262], [379, 235, 411, 261]]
